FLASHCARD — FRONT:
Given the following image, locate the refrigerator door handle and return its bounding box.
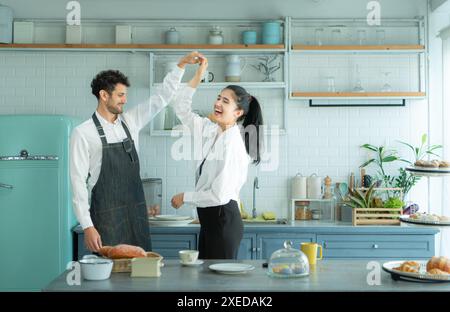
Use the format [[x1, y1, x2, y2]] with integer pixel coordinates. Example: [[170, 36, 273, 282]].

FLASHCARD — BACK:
[[0, 183, 13, 189]]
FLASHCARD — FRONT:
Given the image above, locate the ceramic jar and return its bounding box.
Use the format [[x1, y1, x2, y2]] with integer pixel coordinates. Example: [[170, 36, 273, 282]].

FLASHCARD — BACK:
[[208, 26, 224, 45], [262, 20, 281, 44], [0, 4, 13, 43], [225, 55, 246, 82], [242, 30, 257, 45], [165, 27, 180, 44]]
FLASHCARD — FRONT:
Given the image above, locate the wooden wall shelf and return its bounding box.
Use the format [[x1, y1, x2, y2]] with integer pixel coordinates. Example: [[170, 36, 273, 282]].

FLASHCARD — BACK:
[[291, 92, 426, 98], [291, 44, 425, 51], [0, 43, 285, 51]]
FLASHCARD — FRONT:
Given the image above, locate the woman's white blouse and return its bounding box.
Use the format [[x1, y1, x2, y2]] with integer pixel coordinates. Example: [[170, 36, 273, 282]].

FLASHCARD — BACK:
[[172, 86, 251, 208]]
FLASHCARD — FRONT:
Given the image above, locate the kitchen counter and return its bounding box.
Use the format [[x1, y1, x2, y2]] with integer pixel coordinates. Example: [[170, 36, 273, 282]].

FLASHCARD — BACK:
[[44, 259, 450, 292], [73, 221, 440, 234]]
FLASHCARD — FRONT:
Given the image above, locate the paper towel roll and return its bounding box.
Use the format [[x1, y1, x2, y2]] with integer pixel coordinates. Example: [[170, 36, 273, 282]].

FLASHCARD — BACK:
[[292, 173, 307, 199], [307, 174, 323, 199]]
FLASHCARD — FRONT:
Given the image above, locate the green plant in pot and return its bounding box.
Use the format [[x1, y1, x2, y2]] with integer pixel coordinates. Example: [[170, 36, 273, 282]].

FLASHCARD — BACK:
[[359, 135, 442, 214]]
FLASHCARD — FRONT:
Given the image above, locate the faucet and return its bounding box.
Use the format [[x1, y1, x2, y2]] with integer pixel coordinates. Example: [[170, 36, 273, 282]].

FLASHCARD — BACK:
[[252, 177, 259, 219]]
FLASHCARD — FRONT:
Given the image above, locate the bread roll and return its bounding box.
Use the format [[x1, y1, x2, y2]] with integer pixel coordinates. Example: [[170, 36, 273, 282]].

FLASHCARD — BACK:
[[426, 256, 450, 273], [107, 244, 147, 259], [394, 261, 420, 273], [427, 268, 449, 275]]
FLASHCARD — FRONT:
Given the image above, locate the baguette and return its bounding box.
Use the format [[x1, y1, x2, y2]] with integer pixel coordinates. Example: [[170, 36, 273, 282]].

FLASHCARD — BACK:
[[426, 256, 450, 274], [98, 246, 113, 257]]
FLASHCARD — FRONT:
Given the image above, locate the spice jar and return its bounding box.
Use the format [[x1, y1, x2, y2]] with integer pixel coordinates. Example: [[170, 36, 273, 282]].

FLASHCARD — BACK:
[[295, 201, 311, 220], [311, 209, 322, 220]]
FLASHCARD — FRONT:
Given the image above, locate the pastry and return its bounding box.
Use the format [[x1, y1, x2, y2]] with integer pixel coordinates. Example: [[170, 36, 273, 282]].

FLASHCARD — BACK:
[[439, 160, 450, 168], [427, 268, 449, 275], [426, 256, 450, 273], [394, 261, 420, 273]]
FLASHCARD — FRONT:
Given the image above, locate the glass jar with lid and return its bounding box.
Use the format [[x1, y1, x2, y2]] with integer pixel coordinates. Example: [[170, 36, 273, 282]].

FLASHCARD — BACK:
[[208, 26, 224, 45], [295, 200, 311, 220], [267, 241, 309, 278]]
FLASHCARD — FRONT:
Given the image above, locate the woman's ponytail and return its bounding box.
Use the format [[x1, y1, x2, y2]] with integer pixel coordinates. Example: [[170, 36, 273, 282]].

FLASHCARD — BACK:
[[225, 85, 264, 165]]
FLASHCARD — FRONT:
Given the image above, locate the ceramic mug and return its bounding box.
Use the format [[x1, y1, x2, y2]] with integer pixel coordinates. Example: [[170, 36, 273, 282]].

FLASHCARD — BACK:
[[300, 242, 323, 265], [179, 250, 199, 264], [201, 70, 214, 83]]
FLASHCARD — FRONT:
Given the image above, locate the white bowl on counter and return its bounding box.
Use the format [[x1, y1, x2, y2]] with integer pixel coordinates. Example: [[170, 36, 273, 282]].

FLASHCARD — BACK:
[[79, 255, 113, 280]]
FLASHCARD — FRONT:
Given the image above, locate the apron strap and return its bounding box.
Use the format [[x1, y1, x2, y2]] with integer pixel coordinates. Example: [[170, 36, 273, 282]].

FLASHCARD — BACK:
[[91, 113, 107, 146], [120, 119, 133, 141]]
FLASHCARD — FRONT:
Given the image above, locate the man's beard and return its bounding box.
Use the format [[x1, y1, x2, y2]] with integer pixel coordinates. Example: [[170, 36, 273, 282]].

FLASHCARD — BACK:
[[106, 102, 122, 115]]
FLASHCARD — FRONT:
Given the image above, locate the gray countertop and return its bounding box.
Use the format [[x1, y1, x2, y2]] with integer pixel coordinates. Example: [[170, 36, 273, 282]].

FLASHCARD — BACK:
[[44, 259, 450, 292]]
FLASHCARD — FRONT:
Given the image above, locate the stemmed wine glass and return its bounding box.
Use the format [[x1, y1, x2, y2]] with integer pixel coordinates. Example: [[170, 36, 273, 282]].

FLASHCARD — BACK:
[[381, 71, 392, 92]]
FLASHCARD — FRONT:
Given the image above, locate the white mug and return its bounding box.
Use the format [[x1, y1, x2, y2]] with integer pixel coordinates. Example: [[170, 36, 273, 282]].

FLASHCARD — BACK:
[[179, 250, 199, 263], [201, 70, 214, 83]]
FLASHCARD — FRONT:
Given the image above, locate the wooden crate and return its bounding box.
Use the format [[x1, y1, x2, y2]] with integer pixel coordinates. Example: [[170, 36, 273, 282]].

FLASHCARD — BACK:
[[112, 252, 162, 273], [352, 207, 402, 226], [351, 187, 403, 226]]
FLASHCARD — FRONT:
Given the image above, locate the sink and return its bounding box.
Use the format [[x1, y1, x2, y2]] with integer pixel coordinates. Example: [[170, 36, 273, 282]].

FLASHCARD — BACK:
[[242, 218, 288, 225]]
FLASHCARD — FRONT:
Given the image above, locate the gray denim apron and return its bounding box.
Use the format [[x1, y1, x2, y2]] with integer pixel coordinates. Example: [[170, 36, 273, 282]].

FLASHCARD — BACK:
[[89, 113, 151, 251]]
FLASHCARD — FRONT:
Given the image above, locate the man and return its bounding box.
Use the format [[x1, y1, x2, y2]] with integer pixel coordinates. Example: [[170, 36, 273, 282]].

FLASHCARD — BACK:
[[70, 51, 202, 252]]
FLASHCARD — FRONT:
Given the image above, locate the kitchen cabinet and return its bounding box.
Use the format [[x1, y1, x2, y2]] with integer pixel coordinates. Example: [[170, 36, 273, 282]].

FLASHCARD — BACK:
[[288, 17, 427, 105], [73, 224, 438, 260], [317, 234, 435, 259]]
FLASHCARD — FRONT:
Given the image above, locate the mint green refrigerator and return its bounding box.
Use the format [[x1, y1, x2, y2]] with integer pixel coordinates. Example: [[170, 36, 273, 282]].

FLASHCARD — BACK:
[[0, 115, 81, 291]]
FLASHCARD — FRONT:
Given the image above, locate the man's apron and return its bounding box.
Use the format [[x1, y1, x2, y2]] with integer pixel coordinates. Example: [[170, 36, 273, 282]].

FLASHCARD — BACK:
[[89, 113, 151, 251]]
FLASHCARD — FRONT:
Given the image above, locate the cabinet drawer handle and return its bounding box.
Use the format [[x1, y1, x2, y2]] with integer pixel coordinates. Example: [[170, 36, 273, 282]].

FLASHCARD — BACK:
[[257, 247, 261, 252], [252, 247, 257, 252], [372, 244, 379, 249]]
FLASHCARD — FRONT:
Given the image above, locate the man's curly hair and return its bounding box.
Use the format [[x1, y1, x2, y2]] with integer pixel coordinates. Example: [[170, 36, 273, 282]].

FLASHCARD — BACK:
[[91, 70, 130, 100]]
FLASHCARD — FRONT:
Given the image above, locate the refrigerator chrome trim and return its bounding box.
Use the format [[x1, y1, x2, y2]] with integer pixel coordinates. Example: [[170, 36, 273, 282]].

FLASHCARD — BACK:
[[0, 183, 13, 189], [0, 156, 59, 161]]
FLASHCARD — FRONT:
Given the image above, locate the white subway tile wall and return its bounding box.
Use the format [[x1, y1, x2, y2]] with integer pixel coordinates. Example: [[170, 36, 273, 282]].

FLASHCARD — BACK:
[[0, 52, 428, 218]]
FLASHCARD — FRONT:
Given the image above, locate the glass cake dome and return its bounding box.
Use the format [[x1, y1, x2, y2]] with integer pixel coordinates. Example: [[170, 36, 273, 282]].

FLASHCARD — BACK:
[[267, 240, 310, 278]]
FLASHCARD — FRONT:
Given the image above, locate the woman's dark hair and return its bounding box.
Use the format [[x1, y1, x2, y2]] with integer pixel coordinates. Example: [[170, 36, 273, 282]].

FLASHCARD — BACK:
[[225, 85, 264, 165], [91, 70, 130, 100]]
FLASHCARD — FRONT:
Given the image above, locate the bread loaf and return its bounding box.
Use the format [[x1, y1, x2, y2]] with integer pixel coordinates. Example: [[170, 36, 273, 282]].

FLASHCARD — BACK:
[[107, 244, 147, 259], [426, 256, 450, 273], [99, 246, 113, 257]]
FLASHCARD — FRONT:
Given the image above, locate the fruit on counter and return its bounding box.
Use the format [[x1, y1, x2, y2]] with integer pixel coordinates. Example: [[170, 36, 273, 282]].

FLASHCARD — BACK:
[[240, 202, 248, 219], [262, 211, 276, 220]]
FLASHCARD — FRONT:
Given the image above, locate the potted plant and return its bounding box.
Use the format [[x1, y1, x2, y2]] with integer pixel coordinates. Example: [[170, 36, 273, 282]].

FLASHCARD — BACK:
[[359, 134, 442, 208]]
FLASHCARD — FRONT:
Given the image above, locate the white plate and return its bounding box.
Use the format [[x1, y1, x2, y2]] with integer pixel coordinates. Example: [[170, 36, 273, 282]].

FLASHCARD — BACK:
[[209, 263, 255, 275], [180, 260, 204, 266], [148, 217, 193, 226], [154, 214, 192, 221], [382, 260, 450, 282], [400, 215, 450, 226]]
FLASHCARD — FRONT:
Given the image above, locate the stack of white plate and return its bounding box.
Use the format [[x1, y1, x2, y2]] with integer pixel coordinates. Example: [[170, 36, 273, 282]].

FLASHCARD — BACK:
[[148, 215, 194, 226]]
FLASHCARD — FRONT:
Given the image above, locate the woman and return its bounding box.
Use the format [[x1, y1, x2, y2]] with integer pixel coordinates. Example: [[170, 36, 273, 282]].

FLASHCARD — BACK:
[[170, 57, 263, 259]]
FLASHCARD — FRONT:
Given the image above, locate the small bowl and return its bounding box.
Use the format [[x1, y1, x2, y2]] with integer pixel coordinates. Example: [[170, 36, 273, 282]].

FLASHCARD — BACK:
[[79, 256, 113, 281]]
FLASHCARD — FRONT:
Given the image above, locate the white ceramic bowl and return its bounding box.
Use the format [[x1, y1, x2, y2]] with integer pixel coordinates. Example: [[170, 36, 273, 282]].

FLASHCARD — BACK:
[[79, 256, 113, 281]]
